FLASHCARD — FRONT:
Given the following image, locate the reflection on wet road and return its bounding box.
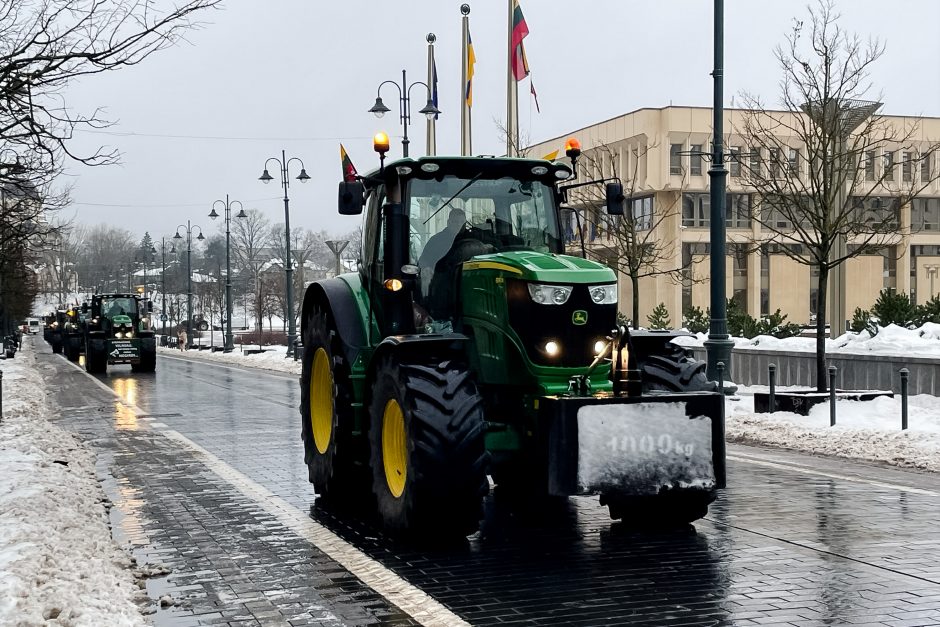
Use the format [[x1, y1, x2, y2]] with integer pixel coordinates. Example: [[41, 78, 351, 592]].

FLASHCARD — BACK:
[[46, 351, 940, 626]]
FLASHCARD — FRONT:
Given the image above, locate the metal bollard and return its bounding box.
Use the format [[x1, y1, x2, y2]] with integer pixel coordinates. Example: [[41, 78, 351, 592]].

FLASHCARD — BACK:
[[829, 365, 837, 427], [768, 363, 777, 413], [717, 361, 725, 394], [294, 340, 302, 362], [900, 368, 909, 431]]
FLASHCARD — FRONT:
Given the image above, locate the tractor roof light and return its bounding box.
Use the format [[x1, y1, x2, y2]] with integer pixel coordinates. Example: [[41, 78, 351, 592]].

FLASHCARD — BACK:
[[564, 137, 582, 160], [373, 132, 390, 155]]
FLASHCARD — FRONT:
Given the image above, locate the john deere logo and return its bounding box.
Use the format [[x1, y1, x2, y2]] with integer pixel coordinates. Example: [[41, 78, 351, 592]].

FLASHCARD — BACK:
[[572, 310, 588, 325]]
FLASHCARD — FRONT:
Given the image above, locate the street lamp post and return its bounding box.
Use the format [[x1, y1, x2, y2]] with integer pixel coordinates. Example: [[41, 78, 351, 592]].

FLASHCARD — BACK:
[[259, 151, 310, 357], [704, 0, 734, 384], [210, 195, 247, 352], [173, 221, 205, 349], [368, 69, 441, 157]]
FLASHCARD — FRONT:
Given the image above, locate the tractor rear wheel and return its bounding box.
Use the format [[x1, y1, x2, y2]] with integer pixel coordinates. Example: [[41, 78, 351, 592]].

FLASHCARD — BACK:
[[601, 489, 714, 527], [51, 339, 62, 354], [368, 357, 488, 538], [65, 340, 80, 362], [300, 308, 359, 504], [640, 342, 716, 393]]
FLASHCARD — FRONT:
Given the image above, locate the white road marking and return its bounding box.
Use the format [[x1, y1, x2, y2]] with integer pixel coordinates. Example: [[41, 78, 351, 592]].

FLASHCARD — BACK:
[[61, 353, 468, 627], [728, 453, 938, 496]]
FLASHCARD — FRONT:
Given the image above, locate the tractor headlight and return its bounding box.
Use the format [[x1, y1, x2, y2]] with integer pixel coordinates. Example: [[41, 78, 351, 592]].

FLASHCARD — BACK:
[[126, 331, 133, 339], [115, 332, 123, 339], [589, 284, 618, 305], [593, 339, 608, 356], [528, 283, 572, 305], [544, 340, 561, 356]]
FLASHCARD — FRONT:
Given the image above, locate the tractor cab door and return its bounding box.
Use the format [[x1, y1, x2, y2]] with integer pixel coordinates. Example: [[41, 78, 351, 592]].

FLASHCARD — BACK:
[[361, 184, 392, 337]]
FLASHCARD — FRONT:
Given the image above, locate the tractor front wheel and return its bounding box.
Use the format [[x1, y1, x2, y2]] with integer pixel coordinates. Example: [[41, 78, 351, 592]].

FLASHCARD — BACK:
[[368, 357, 488, 538], [84, 341, 107, 374], [132, 348, 156, 373], [300, 309, 359, 504]]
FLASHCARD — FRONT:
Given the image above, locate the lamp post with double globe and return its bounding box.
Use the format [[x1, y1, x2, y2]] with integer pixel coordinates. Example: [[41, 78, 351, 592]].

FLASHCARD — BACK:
[[209, 195, 246, 352], [173, 221, 204, 348], [368, 69, 440, 158]]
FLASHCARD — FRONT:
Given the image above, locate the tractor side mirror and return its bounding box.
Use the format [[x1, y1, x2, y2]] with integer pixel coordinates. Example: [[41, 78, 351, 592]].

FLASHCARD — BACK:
[[81, 303, 88, 313], [147, 301, 154, 313], [338, 181, 365, 215], [605, 182, 624, 216]]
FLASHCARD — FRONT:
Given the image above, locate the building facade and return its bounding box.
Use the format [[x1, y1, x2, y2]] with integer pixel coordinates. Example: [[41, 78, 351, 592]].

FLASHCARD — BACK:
[[528, 106, 940, 327]]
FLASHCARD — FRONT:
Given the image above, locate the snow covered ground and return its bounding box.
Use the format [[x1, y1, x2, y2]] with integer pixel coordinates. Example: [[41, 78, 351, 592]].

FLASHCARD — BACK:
[[158, 343, 301, 376], [0, 340, 146, 626], [726, 385, 940, 472], [675, 322, 940, 358]]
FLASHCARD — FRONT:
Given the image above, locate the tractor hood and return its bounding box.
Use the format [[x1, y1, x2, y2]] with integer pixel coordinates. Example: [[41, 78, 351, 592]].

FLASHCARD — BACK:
[[463, 250, 616, 284]]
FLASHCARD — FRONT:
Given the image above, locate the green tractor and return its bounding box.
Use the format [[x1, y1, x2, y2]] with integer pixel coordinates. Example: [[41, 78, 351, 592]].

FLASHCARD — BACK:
[[299, 144, 724, 537], [63, 306, 85, 362], [47, 310, 66, 354], [82, 293, 156, 374]]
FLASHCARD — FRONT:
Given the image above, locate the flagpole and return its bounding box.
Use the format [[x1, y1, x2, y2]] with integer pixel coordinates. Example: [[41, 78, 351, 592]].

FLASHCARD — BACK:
[[460, 4, 471, 156], [426, 33, 436, 156], [506, 0, 517, 157]]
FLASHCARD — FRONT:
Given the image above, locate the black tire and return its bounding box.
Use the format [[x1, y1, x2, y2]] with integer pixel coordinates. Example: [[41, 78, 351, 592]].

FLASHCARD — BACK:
[[601, 488, 715, 527], [132, 349, 156, 373], [300, 308, 359, 503], [640, 342, 716, 393], [197, 320, 209, 331], [85, 341, 107, 374], [5, 349, 13, 359], [51, 339, 62, 354], [65, 340, 80, 362], [368, 357, 488, 538]]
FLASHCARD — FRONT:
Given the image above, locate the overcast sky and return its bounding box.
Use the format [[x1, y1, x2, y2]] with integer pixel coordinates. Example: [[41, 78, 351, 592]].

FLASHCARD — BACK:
[[62, 0, 940, 242]]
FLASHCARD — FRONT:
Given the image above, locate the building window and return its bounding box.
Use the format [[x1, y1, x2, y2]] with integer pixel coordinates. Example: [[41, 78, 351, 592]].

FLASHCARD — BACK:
[[912, 198, 940, 231], [865, 150, 876, 181], [769, 147, 781, 178], [902, 152, 913, 182], [731, 244, 748, 310], [749, 147, 761, 176], [851, 196, 900, 228], [627, 195, 654, 231], [923, 152, 933, 181], [884, 151, 895, 181], [690, 144, 703, 176], [788, 148, 800, 177], [729, 146, 741, 177], [682, 193, 751, 228], [670, 143, 683, 175]]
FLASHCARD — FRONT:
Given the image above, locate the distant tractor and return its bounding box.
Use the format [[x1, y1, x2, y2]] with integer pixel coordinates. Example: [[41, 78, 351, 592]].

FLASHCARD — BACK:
[[63, 307, 85, 362], [47, 310, 66, 354], [82, 293, 156, 374], [298, 139, 724, 538]]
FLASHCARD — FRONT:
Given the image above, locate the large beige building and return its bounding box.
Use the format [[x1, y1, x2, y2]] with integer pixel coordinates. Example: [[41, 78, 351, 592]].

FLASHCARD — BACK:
[[528, 106, 940, 327]]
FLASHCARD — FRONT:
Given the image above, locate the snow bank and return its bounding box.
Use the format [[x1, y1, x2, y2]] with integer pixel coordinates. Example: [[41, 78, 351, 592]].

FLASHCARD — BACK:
[[158, 344, 301, 376], [674, 322, 940, 358], [0, 342, 145, 626], [726, 388, 940, 472]]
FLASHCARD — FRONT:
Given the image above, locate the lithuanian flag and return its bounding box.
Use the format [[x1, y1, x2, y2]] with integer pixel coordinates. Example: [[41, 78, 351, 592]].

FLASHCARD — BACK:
[[511, 0, 530, 81], [340, 144, 357, 182]]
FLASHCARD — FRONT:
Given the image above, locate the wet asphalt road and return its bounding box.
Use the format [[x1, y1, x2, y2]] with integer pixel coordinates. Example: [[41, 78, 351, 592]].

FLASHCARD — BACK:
[[40, 345, 940, 626]]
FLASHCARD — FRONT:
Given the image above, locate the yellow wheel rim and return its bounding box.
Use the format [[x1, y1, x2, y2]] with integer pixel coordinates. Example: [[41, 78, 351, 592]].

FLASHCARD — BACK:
[[382, 399, 408, 498], [310, 347, 333, 455]]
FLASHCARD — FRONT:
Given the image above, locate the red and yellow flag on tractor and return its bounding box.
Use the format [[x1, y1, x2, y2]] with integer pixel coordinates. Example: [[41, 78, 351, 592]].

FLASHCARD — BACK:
[[510, 0, 529, 81], [340, 144, 357, 182]]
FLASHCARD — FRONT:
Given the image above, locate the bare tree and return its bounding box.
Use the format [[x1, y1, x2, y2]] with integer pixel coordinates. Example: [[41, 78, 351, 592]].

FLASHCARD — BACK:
[[570, 141, 689, 328], [0, 0, 219, 167], [737, 0, 940, 391], [231, 209, 271, 334]]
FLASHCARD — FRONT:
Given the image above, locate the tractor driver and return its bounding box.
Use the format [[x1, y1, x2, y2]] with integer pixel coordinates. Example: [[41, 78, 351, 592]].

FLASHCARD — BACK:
[[418, 208, 466, 290]]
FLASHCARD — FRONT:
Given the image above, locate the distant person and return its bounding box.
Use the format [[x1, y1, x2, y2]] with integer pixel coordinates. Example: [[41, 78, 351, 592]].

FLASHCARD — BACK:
[[178, 329, 187, 351]]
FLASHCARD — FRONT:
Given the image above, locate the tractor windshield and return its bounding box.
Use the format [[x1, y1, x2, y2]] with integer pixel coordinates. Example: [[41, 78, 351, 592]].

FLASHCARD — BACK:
[[100, 297, 137, 318], [408, 175, 561, 268]]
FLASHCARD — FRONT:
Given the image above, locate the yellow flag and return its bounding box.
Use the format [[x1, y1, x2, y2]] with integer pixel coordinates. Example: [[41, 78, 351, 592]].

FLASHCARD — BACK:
[[541, 149, 559, 161]]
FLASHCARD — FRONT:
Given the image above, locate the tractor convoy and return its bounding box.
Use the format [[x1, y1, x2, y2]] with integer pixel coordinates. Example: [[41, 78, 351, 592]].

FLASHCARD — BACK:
[[38, 293, 157, 374], [299, 139, 725, 538]]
